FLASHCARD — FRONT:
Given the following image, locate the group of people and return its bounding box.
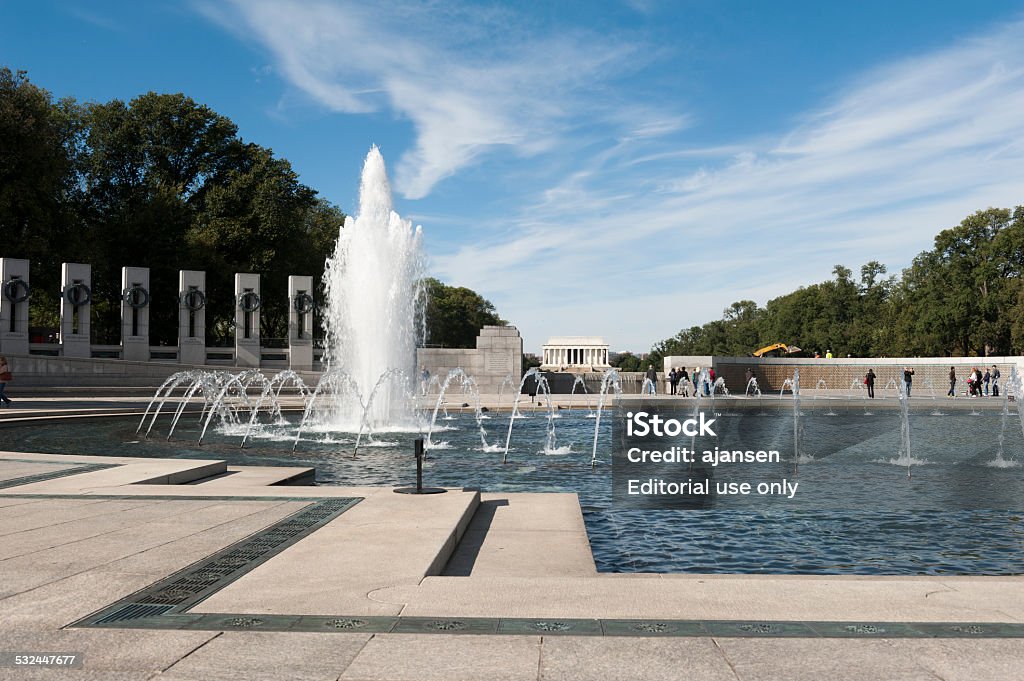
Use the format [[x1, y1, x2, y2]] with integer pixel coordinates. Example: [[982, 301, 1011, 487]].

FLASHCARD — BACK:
[[862, 365, 1004, 399], [659, 365, 716, 396], [862, 366, 914, 398], [951, 365, 1001, 397]]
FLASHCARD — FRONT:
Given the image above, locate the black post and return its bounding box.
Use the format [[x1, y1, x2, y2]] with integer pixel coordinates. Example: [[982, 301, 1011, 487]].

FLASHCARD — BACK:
[[394, 437, 446, 494], [415, 438, 424, 492]]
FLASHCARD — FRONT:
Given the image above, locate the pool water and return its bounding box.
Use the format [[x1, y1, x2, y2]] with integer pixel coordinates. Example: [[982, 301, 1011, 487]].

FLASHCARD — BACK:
[[3, 405, 1022, 575]]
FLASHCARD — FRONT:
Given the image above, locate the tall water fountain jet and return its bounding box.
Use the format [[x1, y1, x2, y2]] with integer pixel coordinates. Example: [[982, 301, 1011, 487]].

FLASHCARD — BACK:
[[321, 147, 425, 430]]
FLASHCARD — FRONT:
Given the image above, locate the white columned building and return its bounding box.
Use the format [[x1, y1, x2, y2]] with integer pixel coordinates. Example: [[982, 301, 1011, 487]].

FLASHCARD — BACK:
[[540, 336, 611, 371]]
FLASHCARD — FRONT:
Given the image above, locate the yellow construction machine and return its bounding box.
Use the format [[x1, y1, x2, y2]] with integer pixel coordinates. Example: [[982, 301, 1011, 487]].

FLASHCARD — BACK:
[[752, 343, 802, 357]]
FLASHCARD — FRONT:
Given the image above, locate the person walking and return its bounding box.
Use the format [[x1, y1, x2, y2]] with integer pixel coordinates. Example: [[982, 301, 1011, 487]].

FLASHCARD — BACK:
[[692, 367, 701, 398], [679, 368, 690, 397], [947, 367, 956, 397], [983, 368, 991, 396], [903, 366, 915, 397], [644, 364, 658, 395], [420, 366, 430, 396], [668, 368, 679, 396], [865, 368, 876, 399], [992, 365, 1001, 397], [0, 356, 12, 407]]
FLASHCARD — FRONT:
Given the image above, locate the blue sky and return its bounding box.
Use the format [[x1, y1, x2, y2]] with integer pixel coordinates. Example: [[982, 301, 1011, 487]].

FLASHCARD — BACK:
[[4, 1, 1024, 353]]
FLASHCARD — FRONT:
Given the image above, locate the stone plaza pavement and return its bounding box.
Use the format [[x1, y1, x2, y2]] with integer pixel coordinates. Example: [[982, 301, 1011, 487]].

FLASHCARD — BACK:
[[0, 401, 1023, 680]]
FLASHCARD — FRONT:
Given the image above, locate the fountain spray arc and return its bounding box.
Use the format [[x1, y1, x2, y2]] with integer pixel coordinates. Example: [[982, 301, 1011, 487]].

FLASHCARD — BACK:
[[320, 147, 426, 430]]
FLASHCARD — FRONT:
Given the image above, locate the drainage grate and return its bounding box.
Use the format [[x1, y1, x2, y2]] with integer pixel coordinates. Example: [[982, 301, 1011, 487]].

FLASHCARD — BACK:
[[529, 621, 573, 632], [845, 624, 885, 634], [326, 618, 368, 629], [93, 604, 174, 624], [0, 463, 118, 489], [425, 620, 468, 631], [737, 623, 778, 634], [952, 625, 986, 635]]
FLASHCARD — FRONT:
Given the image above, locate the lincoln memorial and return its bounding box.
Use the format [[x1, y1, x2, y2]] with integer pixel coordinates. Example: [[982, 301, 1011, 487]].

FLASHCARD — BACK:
[[540, 336, 611, 371]]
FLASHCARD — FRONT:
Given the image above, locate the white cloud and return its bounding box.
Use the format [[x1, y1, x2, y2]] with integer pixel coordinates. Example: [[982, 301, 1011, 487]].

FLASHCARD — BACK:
[[199, 2, 1024, 352], [200, 0, 645, 198], [431, 20, 1024, 352]]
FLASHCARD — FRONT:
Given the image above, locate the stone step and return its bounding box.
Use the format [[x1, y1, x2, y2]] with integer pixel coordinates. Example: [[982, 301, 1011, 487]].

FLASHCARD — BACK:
[[189, 465, 316, 487], [0, 454, 227, 493], [442, 492, 596, 577], [192, 488, 481, 616]]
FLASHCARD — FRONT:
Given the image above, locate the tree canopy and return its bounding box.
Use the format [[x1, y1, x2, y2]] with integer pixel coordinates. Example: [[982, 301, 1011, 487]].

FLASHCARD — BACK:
[[423, 277, 505, 348]]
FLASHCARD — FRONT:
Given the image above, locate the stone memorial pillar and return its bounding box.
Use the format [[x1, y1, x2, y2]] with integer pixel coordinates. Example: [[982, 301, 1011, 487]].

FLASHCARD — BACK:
[[234, 273, 261, 367], [0, 258, 30, 355], [288, 275, 314, 371], [60, 262, 92, 358], [178, 270, 207, 365], [121, 266, 151, 361]]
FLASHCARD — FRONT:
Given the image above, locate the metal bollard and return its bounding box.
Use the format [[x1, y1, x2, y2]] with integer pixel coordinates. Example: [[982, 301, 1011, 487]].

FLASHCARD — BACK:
[[394, 438, 446, 494]]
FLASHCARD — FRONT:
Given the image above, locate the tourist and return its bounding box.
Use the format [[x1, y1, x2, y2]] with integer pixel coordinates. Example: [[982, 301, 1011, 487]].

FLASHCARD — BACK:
[[947, 367, 956, 397], [992, 365, 1001, 397], [645, 364, 658, 395], [668, 368, 679, 395], [420, 366, 430, 396], [865, 368, 876, 399], [983, 368, 991, 396], [679, 368, 690, 396], [692, 367, 700, 397], [825, 349, 833, 359], [967, 368, 977, 397], [903, 366, 915, 397], [0, 356, 11, 407], [706, 367, 715, 395]]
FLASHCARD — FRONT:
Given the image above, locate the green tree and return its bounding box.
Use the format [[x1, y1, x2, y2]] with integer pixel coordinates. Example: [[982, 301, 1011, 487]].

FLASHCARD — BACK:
[[79, 92, 245, 343], [609, 351, 644, 372], [0, 68, 85, 318], [893, 208, 1023, 356], [423, 278, 505, 348], [189, 145, 338, 343]]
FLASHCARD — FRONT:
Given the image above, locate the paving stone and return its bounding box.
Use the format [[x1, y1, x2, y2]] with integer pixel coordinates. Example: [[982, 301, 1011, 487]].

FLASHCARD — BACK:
[[0, 497, 121, 523], [0, 670, 159, 680], [540, 636, 737, 681], [715, 638, 940, 681], [0, 498, 266, 561], [0, 568, 158, 631], [0, 496, 45, 509], [893, 638, 1024, 681], [105, 502, 306, 576], [0, 627, 218, 672], [161, 631, 370, 681], [338, 634, 541, 681]]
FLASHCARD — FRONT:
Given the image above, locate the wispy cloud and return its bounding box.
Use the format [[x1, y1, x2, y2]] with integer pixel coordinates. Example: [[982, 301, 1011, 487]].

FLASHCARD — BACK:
[[199, 2, 1024, 351], [66, 6, 128, 33], [198, 0, 654, 199], [431, 20, 1024, 350]]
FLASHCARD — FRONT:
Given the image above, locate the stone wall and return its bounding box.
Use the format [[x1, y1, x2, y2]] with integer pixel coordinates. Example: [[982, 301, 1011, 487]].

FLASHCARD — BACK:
[[664, 354, 1024, 394], [416, 325, 523, 394], [0, 353, 322, 388]]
